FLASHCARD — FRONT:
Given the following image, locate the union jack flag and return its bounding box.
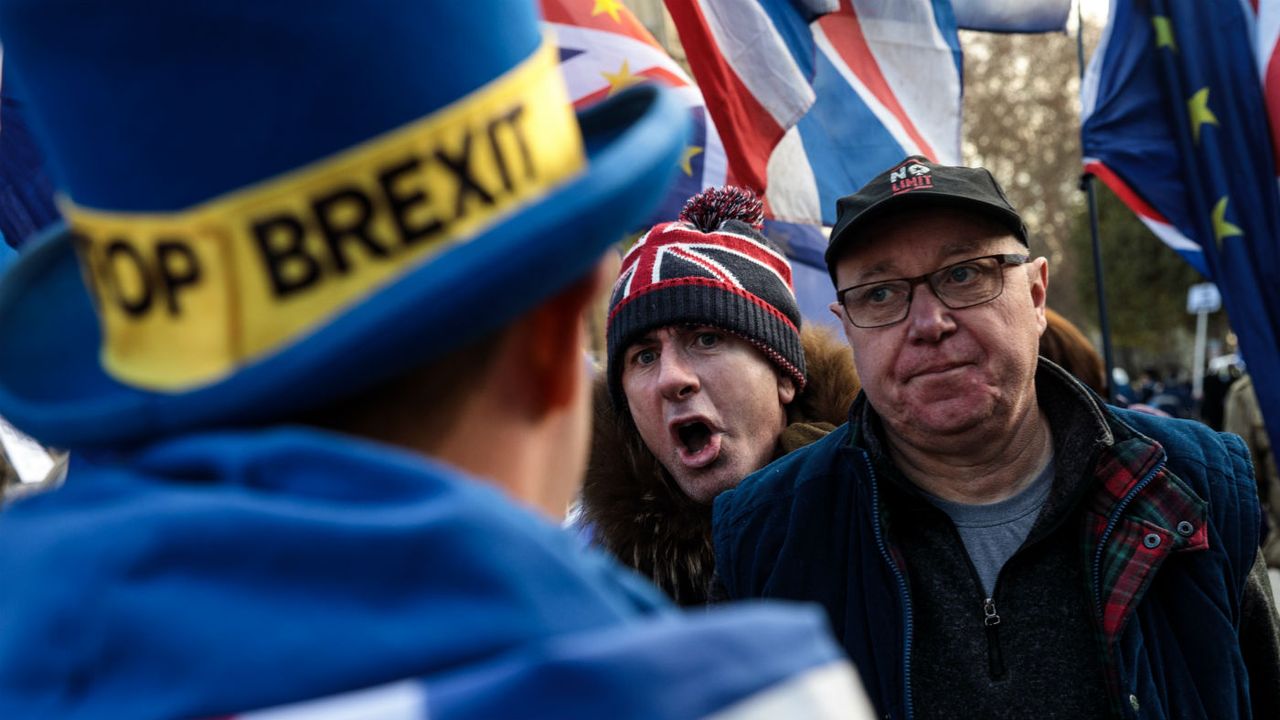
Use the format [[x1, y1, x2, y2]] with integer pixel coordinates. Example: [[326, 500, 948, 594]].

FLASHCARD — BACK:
[[664, 0, 962, 227], [539, 0, 848, 330], [657, 0, 964, 331]]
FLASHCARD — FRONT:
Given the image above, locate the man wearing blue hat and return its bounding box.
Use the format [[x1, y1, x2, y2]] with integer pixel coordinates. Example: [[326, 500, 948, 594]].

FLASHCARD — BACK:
[[0, 2, 873, 717]]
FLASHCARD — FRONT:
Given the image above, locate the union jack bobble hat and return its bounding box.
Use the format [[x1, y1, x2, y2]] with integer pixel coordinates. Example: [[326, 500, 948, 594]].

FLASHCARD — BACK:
[[825, 155, 1028, 272], [606, 187, 806, 409]]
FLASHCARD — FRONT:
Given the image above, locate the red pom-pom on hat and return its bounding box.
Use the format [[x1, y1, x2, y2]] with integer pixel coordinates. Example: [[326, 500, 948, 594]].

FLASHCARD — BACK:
[[678, 185, 765, 232]]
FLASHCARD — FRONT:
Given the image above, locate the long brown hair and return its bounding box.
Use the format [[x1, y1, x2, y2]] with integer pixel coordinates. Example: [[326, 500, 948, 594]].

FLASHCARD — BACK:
[[1039, 308, 1107, 396]]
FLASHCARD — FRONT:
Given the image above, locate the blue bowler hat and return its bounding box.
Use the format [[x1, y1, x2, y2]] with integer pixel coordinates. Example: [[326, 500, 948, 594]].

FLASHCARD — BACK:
[[0, 0, 690, 448]]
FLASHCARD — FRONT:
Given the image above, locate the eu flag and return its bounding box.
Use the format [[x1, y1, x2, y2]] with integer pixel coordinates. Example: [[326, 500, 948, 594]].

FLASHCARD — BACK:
[[1081, 0, 1280, 463], [0, 76, 59, 250]]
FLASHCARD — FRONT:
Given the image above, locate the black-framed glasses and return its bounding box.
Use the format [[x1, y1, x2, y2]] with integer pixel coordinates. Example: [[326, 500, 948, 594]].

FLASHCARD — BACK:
[[836, 253, 1030, 328]]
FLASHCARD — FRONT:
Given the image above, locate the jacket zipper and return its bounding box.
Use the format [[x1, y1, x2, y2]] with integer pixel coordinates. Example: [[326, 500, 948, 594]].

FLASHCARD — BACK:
[[1089, 456, 1163, 715], [982, 597, 1006, 680], [943, 463, 1094, 685], [949, 522, 1009, 682], [861, 451, 914, 720]]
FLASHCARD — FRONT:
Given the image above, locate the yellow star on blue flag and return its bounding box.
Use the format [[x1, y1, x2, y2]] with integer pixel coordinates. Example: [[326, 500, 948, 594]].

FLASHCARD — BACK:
[[1153, 16, 1177, 51], [1188, 87, 1219, 144], [1212, 195, 1243, 247], [680, 146, 704, 176]]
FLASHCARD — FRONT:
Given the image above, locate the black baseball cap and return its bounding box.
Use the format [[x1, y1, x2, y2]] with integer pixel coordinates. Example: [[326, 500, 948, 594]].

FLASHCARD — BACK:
[[825, 155, 1028, 270]]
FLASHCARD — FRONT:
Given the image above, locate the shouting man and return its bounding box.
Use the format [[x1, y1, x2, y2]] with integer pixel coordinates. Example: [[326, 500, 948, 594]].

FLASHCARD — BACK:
[[582, 187, 858, 604]]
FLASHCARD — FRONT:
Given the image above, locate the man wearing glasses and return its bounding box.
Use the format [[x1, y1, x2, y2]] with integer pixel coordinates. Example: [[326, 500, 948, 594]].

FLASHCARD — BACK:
[[713, 156, 1280, 719]]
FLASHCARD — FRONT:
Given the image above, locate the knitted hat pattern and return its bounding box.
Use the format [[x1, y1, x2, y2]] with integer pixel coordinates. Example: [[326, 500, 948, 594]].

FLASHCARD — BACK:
[[606, 186, 806, 408]]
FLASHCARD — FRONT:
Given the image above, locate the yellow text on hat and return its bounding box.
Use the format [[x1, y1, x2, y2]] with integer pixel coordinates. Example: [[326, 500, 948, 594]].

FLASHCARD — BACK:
[[63, 38, 584, 391]]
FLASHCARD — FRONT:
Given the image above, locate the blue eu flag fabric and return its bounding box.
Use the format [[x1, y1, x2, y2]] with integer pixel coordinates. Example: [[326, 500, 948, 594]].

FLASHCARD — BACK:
[[1081, 0, 1280, 458], [0, 79, 59, 250]]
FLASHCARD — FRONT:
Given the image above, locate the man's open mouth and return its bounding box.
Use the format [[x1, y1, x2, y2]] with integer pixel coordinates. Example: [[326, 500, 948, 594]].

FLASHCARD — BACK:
[[672, 419, 723, 469], [678, 421, 712, 454]]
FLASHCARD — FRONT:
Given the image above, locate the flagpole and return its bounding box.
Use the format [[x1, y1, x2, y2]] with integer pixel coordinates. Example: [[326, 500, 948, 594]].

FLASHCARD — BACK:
[[1080, 178, 1116, 402], [1077, 0, 1118, 404]]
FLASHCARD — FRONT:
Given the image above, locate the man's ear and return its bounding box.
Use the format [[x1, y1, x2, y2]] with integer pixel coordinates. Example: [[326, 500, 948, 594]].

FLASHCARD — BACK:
[[778, 373, 797, 406], [830, 301, 859, 349], [828, 301, 844, 323], [521, 258, 613, 414], [1027, 257, 1049, 333]]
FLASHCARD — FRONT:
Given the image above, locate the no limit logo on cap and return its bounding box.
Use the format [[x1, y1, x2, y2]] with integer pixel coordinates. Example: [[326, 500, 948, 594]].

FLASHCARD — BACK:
[[889, 159, 932, 195]]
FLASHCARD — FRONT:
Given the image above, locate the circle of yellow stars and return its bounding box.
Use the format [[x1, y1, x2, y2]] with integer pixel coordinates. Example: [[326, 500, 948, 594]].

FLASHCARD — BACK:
[[1154, 14, 1241, 248]]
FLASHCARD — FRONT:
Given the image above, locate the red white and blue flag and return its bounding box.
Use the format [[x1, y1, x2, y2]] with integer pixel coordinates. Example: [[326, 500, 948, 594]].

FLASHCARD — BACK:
[[661, 0, 962, 327], [541, 0, 834, 326], [949, 0, 1071, 33], [541, 0, 729, 228], [664, 0, 963, 228], [659, 0, 830, 204]]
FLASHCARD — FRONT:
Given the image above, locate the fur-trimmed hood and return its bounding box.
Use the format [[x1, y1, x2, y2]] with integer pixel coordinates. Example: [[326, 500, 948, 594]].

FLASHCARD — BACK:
[[580, 326, 860, 605]]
